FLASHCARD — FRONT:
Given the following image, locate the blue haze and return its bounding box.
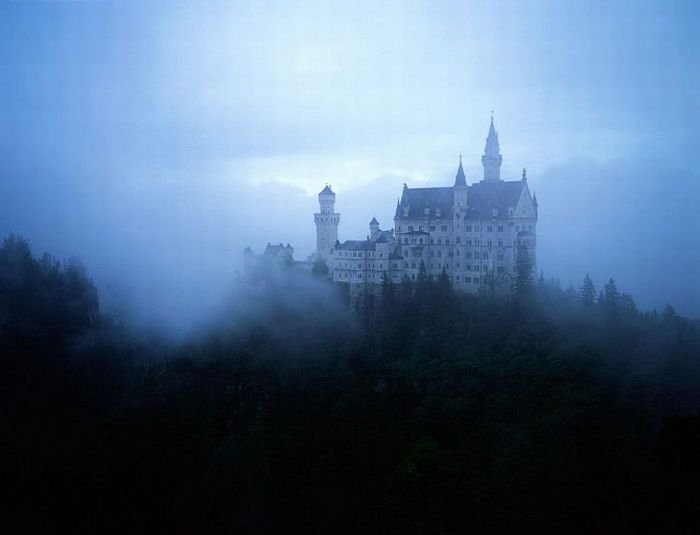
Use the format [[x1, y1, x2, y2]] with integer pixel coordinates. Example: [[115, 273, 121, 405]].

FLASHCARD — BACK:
[[0, 0, 698, 329]]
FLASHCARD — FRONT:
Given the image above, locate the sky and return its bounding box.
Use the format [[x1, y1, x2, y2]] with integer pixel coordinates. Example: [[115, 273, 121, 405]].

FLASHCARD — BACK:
[[1, 0, 698, 329]]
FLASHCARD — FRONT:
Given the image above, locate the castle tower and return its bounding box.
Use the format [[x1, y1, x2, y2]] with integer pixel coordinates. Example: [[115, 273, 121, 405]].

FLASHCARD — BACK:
[[481, 113, 503, 181], [453, 154, 468, 207], [369, 216, 379, 239], [314, 184, 340, 260]]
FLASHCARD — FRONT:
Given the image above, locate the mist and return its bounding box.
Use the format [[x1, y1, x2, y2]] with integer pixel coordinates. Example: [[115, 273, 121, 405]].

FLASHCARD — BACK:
[[1, 0, 698, 332]]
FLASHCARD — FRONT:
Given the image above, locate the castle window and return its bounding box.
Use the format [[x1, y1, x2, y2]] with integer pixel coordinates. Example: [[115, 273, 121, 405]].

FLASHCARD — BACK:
[[475, 239, 480, 246], [466, 252, 471, 259], [446, 238, 450, 244], [487, 226, 493, 232], [466, 225, 472, 232], [441, 225, 448, 232], [403, 238, 408, 244], [430, 238, 434, 244], [456, 249, 460, 256], [408, 225, 414, 231], [430, 225, 436, 231], [436, 209, 442, 217], [466, 239, 472, 246], [475, 226, 480, 232], [467, 265, 472, 271], [487, 240, 492, 246], [498, 240, 503, 246], [456, 276, 460, 281], [474, 276, 479, 283], [419, 238, 423, 244], [437, 251, 442, 257], [483, 253, 489, 260], [456, 237, 461, 244], [498, 226, 504, 232], [475, 252, 480, 259], [466, 277, 472, 283], [497, 267, 505, 274]]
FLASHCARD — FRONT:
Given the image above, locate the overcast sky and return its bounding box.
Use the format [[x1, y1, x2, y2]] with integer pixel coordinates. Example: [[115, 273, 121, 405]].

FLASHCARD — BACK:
[[1, 0, 698, 328]]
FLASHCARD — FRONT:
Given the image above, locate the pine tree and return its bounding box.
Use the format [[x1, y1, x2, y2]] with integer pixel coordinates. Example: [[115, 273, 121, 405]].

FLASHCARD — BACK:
[[579, 274, 596, 307], [604, 277, 619, 305], [513, 243, 534, 305]]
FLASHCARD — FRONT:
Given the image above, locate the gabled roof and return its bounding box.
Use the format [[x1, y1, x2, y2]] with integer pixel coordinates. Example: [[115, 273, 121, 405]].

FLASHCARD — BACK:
[[370, 216, 379, 225], [395, 180, 527, 221], [466, 180, 526, 219], [395, 187, 454, 220], [335, 240, 377, 251], [319, 185, 334, 195], [374, 230, 394, 243]]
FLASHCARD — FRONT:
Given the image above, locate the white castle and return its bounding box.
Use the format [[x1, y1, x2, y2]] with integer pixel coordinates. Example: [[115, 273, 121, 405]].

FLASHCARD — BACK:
[[314, 117, 538, 297]]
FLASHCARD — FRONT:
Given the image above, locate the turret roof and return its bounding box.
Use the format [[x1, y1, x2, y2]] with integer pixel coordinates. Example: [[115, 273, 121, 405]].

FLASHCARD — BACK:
[[454, 154, 467, 187]]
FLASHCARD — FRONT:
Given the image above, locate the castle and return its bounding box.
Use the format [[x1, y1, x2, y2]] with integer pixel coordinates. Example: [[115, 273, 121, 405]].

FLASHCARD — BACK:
[[314, 116, 538, 297], [244, 117, 538, 297]]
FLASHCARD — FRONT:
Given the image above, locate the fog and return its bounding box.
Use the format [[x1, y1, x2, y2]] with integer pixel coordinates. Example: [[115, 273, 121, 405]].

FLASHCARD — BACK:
[[1, 0, 698, 332]]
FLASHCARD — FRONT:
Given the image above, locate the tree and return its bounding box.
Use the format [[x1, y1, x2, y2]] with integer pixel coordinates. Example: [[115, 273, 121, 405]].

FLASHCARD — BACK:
[[312, 257, 330, 277], [579, 274, 596, 307], [512, 243, 534, 305], [604, 278, 620, 305]]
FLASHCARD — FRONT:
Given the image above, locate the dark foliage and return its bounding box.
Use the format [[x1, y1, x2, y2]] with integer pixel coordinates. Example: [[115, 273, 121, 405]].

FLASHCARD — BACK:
[[2, 236, 700, 534]]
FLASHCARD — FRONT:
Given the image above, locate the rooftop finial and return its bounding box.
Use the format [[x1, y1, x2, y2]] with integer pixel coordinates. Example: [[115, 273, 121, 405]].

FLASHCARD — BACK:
[[522, 167, 527, 181]]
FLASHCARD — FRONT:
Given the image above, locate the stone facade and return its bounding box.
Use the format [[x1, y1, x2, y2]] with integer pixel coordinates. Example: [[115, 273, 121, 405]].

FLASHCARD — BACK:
[[321, 117, 538, 296]]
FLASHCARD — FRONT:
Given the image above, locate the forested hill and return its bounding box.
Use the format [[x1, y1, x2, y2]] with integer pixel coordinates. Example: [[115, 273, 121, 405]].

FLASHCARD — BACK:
[[2, 234, 700, 534]]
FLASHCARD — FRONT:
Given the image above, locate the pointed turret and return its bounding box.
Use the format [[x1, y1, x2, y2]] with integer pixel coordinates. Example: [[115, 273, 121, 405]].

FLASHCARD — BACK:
[[453, 154, 468, 208], [369, 217, 380, 239], [454, 153, 467, 187], [482, 113, 503, 181]]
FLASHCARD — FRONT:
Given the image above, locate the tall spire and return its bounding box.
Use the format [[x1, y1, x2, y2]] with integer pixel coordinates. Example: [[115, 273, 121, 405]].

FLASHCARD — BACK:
[[454, 153, 467, 187], [482, 112, 503, 181]]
